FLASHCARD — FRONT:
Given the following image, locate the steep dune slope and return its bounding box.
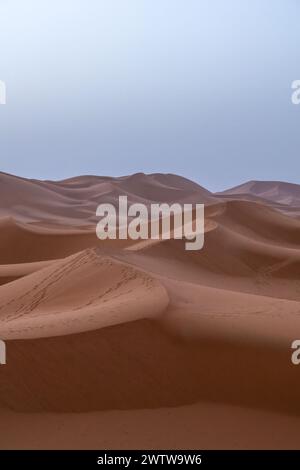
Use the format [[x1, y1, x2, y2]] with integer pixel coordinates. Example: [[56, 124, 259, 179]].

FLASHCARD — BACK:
[[0, 248, 169, 339], [119, 200, 300, 295], [1, 173, 300, 449]]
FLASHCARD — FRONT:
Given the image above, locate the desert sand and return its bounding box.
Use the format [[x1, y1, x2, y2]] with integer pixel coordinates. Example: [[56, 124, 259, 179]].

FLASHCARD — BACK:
[[1, 171, 300, 449]]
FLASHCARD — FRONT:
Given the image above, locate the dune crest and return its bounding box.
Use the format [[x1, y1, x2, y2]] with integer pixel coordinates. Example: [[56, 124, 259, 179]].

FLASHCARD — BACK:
[[1, 172, 300, 448], [0, 248, 169, 339]]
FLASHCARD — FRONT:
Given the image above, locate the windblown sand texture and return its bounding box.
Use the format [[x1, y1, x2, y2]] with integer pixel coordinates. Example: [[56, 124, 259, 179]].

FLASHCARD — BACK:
[[1, 172, 300, 449]]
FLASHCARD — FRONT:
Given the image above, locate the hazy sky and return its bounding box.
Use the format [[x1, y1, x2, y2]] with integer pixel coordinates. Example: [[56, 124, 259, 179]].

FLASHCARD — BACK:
[[0, 0, 299, 191]]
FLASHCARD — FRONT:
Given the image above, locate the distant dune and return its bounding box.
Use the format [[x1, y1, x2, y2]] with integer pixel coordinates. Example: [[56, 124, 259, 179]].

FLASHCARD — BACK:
[[1, 172, 300, 449], [217, 180, 300, 217], [218, 180, 300, 204], [0, 171, 216, 227]]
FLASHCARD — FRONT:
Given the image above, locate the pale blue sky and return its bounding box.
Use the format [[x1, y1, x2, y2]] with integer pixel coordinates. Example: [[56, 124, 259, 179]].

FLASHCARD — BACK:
[[0, 0, 299, 191]]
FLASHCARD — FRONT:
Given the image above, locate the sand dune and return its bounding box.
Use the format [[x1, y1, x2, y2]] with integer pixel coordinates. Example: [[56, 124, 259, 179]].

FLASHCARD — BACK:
[[218, 180, 300, 206], [0, 259, 54, 286], [0, 217, 134, 265], [3, 402, 300, 450], [217, 180, 300, 217], [0, 171, 216, 227], [0, 248, 169, 339], [1, 172, 300, 449]]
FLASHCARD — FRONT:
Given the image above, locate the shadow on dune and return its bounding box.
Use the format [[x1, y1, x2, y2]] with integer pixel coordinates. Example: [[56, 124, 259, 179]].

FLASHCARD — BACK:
[[0, 318, 299, 415]]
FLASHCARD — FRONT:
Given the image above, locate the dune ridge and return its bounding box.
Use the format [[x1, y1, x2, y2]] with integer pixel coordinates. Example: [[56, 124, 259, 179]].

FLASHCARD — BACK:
[[1, 172, 300, 449]]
